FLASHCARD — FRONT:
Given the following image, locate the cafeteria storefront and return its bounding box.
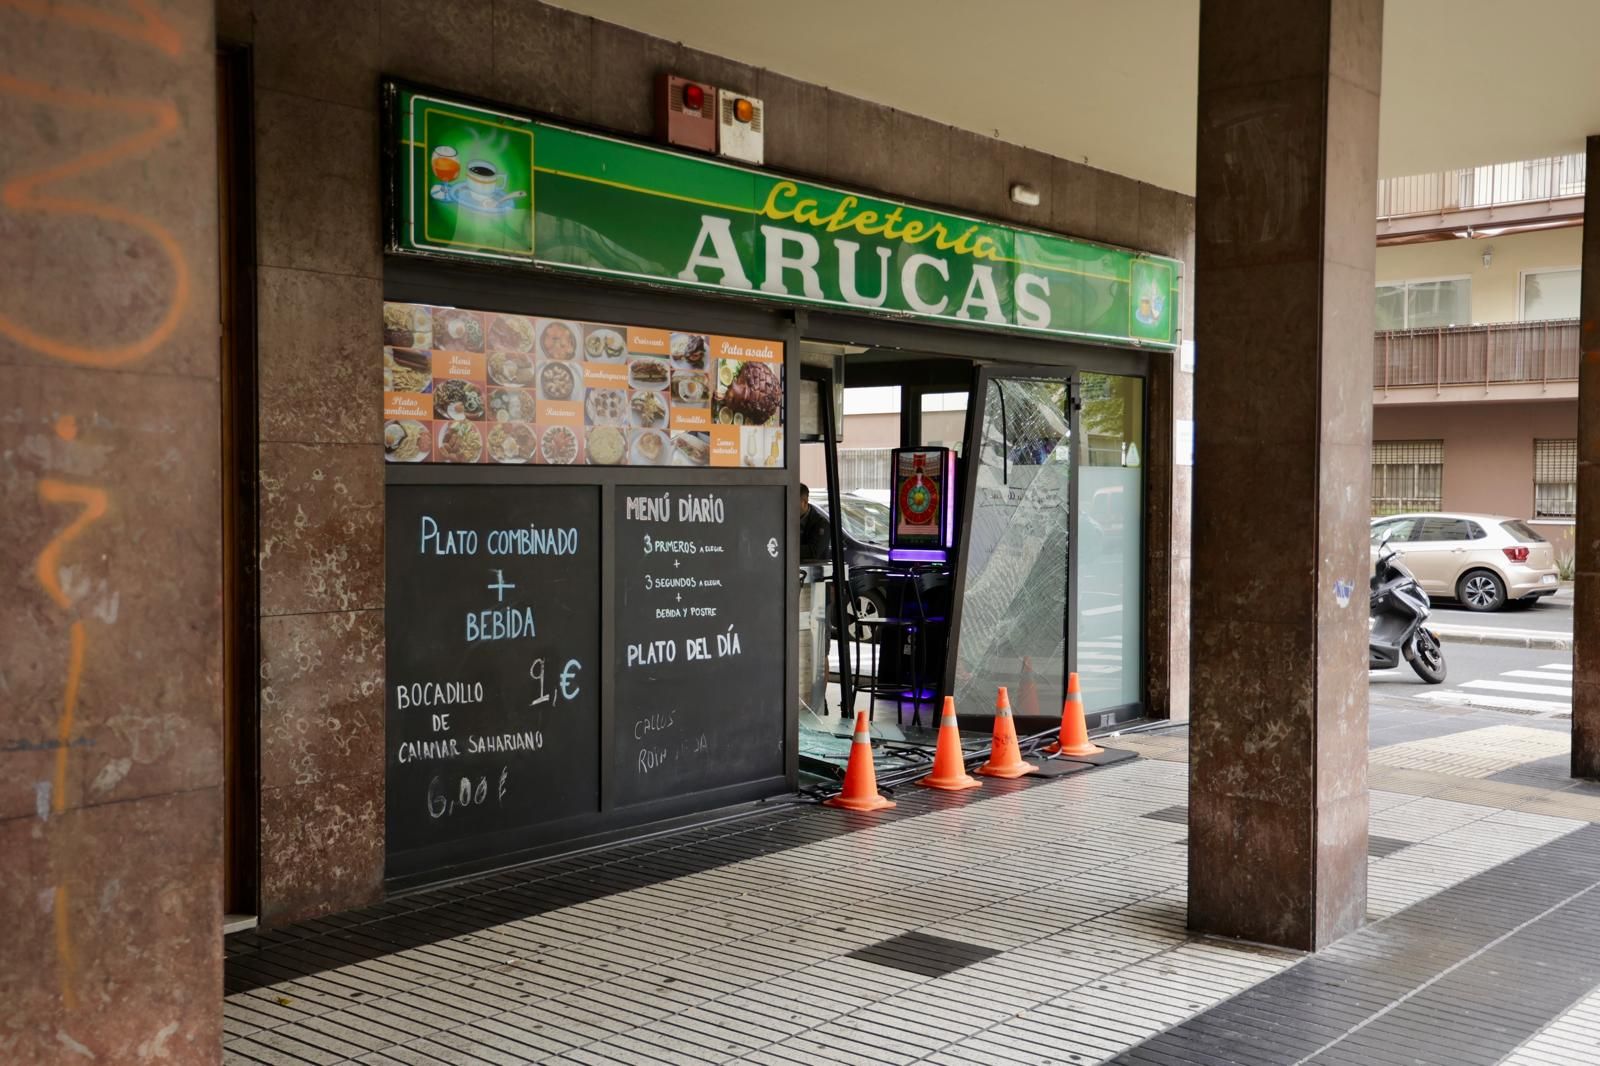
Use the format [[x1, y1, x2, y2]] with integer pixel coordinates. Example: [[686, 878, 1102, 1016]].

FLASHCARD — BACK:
[[373, 80, 1181, 889]]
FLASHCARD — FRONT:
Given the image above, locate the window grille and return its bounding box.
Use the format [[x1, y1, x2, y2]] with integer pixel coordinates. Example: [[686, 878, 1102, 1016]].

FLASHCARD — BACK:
[[1371, 440, 1443, 515], [1534, 439, 1577, 519], [836, 447, 892, 496]]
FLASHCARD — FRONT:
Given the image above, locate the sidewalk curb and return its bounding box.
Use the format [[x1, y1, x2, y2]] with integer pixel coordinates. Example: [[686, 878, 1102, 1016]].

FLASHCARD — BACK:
[[1432, 626, 1573, 651]]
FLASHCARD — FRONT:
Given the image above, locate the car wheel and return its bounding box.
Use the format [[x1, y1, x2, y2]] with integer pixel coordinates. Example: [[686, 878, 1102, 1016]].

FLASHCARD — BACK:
[[1457, 570, 1507, 612], [851, 589, 886, 641]]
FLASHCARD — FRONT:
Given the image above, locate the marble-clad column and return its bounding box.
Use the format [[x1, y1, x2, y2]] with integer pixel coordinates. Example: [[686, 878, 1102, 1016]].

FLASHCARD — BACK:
[[1572, 136, 1600, 778], [1189, 0, 1382, 950]]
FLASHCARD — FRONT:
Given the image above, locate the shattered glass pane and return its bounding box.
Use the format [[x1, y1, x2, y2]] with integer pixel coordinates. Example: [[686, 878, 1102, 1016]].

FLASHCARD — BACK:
[[952, 377, 1070, 719]]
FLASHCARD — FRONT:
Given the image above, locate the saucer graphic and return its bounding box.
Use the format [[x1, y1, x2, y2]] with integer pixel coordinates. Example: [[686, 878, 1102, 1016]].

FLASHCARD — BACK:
[[430, 182, 527, 215]]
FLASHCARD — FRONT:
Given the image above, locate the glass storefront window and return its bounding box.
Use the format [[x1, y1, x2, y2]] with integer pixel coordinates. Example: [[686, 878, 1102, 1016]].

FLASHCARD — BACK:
[[1077, 373, 1144, 713]]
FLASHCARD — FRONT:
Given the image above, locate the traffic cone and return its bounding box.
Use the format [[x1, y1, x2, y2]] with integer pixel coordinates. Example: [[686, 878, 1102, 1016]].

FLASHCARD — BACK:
[[1044, 672, 1103, 757], [824, 712, 896, 811], [1017, 657, 1041, 718], [976, 686, 1036, 778], [917, 697, 981, 791]]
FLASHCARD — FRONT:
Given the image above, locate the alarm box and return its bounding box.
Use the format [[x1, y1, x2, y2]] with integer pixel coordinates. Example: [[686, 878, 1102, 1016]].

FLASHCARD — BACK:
[[656, 74, 718, 153], [888, 447, 956, 564], [717, 89, 764, 164]]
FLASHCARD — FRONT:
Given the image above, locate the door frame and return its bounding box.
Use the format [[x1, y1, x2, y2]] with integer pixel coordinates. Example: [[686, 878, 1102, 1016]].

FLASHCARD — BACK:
[[943, 363, 1080, 707], [217, 42, 260, 917]]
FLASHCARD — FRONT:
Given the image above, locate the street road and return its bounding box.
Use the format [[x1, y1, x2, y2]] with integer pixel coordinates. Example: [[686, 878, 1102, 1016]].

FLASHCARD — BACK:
[[1372, 639, 1573, 718], [1429, 585, 1573, 635]]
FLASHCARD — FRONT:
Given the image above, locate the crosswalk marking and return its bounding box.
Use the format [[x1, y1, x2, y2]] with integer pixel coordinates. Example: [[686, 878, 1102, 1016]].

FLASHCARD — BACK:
[[1462, 679, 1574, 697], [1415, 691, 1572, 715], [1388, 658, 1571, 718]]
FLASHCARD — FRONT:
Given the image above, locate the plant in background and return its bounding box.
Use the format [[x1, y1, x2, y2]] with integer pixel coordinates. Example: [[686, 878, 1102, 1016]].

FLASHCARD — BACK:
[[1557, 551, 1577, 582]]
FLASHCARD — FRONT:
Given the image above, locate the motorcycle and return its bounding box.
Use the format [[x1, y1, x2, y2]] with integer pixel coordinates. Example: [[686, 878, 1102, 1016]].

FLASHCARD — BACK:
[[1370, 530, 1447, 684]]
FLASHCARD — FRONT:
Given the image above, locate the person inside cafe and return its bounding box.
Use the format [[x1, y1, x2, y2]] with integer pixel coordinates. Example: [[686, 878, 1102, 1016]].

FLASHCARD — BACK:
[[799, 483, 832, 562]]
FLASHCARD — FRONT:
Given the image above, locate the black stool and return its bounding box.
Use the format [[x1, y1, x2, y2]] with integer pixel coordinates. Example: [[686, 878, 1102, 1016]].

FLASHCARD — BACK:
[[844, 563, 921, 723]]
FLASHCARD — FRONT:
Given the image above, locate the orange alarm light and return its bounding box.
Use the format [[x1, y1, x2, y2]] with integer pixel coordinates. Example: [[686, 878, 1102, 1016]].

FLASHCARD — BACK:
[[734, 97, 754, 123]]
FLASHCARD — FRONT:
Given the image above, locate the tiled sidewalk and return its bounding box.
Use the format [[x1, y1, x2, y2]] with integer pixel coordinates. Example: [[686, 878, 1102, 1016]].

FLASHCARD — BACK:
[[225, 703, 1600, 1065]]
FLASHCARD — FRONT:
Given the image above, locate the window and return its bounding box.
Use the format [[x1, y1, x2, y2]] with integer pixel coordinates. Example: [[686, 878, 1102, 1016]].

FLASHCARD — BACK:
[[1502, 519, 1548, 543], [1371, 516, 1419, 543], [1522, 269, 1581, 320], [1372, 440, 1443, 515], [1375, 279, 1471, 330], [836, 495, 890, 545], [1534, 439, 1577, 519], [1416, 516, 1475, 542], [919, 391, 968, 456], [1375, 284, 1406, 331]]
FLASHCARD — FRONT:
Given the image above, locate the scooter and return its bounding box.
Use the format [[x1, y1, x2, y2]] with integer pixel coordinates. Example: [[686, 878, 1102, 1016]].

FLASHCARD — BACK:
[[1370, 530, 1447, 684]]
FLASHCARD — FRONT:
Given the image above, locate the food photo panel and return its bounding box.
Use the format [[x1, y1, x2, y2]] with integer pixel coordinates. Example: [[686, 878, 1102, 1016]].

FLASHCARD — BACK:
[[381, 303, 784, 466]]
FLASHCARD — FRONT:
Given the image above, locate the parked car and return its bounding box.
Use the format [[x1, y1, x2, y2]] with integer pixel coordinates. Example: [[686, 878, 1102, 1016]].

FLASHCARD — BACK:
[[810, 491, 891, 573], [1368, 513, 1559, 611], [812, 492, 955, 633]]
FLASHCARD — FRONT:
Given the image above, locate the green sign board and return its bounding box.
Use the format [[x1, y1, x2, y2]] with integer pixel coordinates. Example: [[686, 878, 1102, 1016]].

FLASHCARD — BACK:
[[390, 85, 1180, 349]]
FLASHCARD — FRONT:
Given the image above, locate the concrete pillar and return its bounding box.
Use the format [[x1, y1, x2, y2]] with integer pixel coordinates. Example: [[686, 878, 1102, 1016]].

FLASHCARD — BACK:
[[1573, 136, 1600, 777], [1189, 0, 1382, 950], [1, 1, 221, 1058]]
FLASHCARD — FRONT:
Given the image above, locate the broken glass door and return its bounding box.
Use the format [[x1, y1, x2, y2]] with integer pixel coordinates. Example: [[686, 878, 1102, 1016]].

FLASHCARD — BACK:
[[946, 369, 1075, 720]]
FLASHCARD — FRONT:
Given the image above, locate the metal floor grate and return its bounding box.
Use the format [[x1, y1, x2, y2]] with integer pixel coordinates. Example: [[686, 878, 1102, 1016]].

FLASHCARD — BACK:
[[845, 931, 1001, 978]]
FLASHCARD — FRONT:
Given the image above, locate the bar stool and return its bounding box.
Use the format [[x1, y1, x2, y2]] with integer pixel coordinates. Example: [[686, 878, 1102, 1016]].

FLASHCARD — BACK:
[[845, 570, 923, 725]]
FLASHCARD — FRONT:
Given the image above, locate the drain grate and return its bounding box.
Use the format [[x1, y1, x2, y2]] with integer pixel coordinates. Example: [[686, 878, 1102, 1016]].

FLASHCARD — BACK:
[[1148, 808, 1410, 859], [846, 932, 1000, 978], [1368, 835, 1412, 858]]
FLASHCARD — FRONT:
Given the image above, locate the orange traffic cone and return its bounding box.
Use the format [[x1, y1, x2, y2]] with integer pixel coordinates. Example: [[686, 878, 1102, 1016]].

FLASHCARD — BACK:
[[1017, 657, 1041, 718], [1044, 672, 1103, 757], [824, 712, 896, 811], [976, 686, 1036, 778], [917, 697, 981, 791]]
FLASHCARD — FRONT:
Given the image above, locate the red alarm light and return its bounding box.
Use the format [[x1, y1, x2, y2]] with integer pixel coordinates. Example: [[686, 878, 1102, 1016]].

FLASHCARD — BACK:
[[683, 83, 705, 112]]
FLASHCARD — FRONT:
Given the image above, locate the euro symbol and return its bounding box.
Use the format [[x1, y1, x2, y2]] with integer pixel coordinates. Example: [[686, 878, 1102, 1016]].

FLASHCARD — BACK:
[[559, 659, 582, 702]]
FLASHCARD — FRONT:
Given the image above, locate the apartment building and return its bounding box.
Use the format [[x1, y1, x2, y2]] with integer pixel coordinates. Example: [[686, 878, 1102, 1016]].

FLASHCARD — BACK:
[[1373, 155, 1584, 561]]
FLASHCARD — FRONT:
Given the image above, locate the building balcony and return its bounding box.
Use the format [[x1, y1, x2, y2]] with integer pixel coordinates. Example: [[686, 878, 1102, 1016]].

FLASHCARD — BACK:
[[1376, 154, 1585, 245], [1373, 318, 1579, 404]]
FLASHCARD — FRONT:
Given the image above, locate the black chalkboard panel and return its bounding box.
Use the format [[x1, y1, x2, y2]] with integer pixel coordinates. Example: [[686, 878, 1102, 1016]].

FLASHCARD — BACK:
[[385, 484, 600, 875], [612, 486, 786, 807]]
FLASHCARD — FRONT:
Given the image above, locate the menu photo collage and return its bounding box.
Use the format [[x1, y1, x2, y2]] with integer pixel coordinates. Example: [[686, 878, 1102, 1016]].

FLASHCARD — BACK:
[[383, 302, 785, 468]]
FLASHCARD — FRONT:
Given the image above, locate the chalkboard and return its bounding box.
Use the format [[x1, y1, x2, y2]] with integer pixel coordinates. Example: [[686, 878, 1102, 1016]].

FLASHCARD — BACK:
[[612, 486, 786, 806], [385, 484, 600, 875]]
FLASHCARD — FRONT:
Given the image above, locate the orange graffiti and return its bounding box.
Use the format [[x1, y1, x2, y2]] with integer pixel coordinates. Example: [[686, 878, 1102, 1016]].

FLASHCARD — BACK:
[[35, 480, 109, 611], [0, 0, 179, 54], [54, 414, 78, 441], [35, 483, 105, 1015], [0, 74, 189, 368], [53, 885, 78, 1011], [54, 622, 87, 814]]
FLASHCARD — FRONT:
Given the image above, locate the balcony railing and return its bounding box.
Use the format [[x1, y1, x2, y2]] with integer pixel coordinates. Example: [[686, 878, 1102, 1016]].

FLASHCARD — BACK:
[[1373, 318, 1579, 390], [1376, 154, 1586, 220]]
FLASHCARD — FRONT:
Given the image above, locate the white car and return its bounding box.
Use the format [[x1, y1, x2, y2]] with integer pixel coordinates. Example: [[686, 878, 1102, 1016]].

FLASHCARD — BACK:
[[1369, 513, 1560, 612]]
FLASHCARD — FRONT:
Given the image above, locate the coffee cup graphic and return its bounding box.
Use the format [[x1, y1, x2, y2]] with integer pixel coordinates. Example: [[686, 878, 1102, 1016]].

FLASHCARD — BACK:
[[464, 159, 505, 200]]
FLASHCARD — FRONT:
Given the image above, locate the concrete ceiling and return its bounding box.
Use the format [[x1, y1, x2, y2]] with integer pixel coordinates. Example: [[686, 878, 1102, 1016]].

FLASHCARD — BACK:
[[547, 0, 1600, 196]]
